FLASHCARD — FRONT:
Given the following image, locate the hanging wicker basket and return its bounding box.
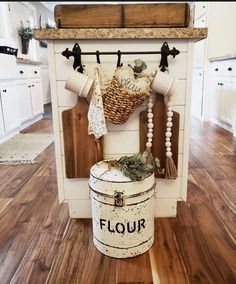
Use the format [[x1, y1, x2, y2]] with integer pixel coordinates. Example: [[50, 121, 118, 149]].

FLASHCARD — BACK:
[[103, 76, 150, 124]]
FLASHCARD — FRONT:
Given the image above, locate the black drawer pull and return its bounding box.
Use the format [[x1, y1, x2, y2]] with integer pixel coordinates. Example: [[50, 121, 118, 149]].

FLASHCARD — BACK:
[[215, 68, 218, 71], [34, 71, 38, 74], [228, 67, 232, 71], [32, 85, 34, 87], [28, 85, 31, 88], [20, 70, 24, 74], [2, 89, 7, 92]]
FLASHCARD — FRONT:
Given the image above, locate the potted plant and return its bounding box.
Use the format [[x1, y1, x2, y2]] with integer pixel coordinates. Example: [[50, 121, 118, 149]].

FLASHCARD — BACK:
[[18, 23, 33, 55]]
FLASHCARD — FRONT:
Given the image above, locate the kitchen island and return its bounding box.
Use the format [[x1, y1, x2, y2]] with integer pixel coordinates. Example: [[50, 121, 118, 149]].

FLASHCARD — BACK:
[[33, 27, 207, 218]]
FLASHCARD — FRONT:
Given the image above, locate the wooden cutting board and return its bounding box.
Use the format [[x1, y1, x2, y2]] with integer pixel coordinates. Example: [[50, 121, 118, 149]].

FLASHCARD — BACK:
[[54, 3, 190, 28], [62, 97, 103, 178], [140, 94, 180, 179]]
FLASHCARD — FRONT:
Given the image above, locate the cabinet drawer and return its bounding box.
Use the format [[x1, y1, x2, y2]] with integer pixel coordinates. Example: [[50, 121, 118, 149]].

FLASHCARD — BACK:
[[29, 66, 40, 78], [211, 59, 236, 77], [17, 65, 40, 79], [224, 59, 236, 77], [17, 65, 29, 79]]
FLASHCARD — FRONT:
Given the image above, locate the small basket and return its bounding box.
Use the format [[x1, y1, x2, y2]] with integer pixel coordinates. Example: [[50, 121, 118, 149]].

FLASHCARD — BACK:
[[103, 76, 150, 124]]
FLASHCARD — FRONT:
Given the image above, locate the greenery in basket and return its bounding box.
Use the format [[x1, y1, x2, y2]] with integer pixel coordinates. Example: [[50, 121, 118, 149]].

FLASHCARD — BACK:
[[18, 23, 33, 40], [107, 151, 164, 181]]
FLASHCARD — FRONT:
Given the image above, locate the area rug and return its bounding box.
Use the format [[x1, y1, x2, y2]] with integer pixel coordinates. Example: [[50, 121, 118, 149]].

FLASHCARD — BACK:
[[0, 133, 54, 165]]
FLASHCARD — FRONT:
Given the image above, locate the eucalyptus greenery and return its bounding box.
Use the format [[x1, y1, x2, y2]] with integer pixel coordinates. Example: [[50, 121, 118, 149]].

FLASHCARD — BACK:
[[115, 151, 163, 181], [18, 25, 33, 40]]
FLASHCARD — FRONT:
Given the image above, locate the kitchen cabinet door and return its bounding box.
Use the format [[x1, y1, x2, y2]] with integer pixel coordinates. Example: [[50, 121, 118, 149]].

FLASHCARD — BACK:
[[191, 69, 204, 119], [0, 98, 5, 137], [220, 79, 235, 125], [30, 81, 44, 116], [0, 83, 20, 133], [17, 82, 33, 123], [211, 79, 222, 119]]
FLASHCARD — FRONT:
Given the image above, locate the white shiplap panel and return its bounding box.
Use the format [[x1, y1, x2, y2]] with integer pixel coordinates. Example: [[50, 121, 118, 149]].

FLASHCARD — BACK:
[[54, 51, 187, 81], [64, 178, 90, 200], [57, 81, 78, 107], [171, 79, 186, 106], [104, 131, 140, 155], [58, 106, 73, 131], [153, 199, 177, 217], [54, 40, 188, 53], [178, 130, 184, 154], [155, 177, 182, 198], [173, 105, 185, 130], [68, 199, 92, 218]]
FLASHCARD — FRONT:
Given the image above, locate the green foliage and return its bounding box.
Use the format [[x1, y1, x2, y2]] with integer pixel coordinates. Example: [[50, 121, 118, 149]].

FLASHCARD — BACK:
[[18, 26, 33, 40], [116, 151, 163, 181]]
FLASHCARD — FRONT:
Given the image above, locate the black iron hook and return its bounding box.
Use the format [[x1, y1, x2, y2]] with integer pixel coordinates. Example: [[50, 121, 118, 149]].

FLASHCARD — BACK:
[[61, 43, 83, 73], [117, 50, 122, 67], [96, 50, 101, 64], [61, 42, 180, 73], [159, 42, 180, 72]]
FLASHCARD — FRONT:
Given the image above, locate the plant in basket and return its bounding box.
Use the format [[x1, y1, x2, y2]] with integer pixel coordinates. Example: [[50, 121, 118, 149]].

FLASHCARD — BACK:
[[18, 22, 33, 55]]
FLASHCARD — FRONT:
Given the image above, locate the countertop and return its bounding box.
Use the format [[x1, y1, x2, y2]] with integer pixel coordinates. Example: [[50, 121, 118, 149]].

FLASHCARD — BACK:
[[209, 54, 236, 62], [33, 27, 207, 40], [16, 58, 41, 65]]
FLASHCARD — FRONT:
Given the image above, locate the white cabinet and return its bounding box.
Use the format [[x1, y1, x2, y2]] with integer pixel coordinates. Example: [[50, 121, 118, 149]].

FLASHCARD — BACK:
[[211, 79, 222, 118], [17, 81, 32, 123], [30, 80, 44, 116], [210, 60, 236, 134], [220, 80, 235, 125], [17, 64, 44, 118], [0, 100, 5, 137], [191, 69, 204, 119], [0, 82, 20, 133]]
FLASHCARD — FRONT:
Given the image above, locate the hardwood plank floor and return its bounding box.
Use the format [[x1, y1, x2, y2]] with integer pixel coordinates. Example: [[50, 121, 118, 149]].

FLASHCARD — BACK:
[[0, 117, 235, 284]]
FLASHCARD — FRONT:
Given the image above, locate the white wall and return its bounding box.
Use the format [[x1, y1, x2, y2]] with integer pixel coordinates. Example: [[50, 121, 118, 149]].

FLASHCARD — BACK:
[[208, 2, 236, 60]]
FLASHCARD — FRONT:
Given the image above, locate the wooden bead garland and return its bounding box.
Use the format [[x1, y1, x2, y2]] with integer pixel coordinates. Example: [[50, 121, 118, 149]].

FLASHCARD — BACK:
[[164, 95, 177, 179], [146, 94, 154, 149]]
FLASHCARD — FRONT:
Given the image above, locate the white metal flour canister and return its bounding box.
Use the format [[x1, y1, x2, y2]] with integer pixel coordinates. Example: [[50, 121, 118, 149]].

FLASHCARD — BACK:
[[89, 160, 156, 258]]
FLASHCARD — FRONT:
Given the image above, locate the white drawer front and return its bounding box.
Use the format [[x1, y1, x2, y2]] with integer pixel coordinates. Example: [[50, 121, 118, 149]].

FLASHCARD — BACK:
[[29, 66, 40, 78], [211, 59, 236, 77]]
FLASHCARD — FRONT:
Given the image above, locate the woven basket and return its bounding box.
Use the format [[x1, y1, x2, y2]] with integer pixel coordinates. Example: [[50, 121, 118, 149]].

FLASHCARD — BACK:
[[103, 76, 150, 124]]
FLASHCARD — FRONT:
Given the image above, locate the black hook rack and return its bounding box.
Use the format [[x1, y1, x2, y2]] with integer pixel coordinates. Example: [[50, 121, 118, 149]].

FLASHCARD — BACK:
[[61, 42, 180, 72]]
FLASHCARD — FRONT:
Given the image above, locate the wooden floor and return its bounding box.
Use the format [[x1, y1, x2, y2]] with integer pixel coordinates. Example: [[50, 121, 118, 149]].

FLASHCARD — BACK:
[[0, 117, 235, 284]]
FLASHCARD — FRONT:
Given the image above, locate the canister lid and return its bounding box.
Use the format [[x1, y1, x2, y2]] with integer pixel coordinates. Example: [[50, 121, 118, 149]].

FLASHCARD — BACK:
[[90, 160, 132, 182], [89, 160, 155, 196]]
